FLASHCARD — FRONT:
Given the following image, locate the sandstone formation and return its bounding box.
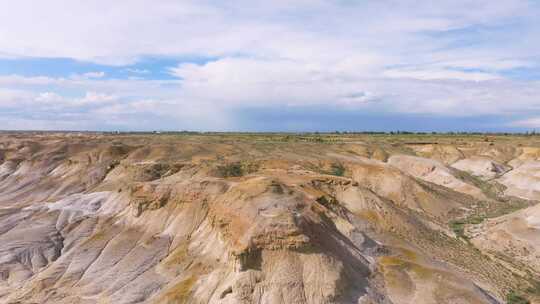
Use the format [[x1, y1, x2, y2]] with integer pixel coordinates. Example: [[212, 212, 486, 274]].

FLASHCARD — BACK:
[[0, 133, 538, 304]]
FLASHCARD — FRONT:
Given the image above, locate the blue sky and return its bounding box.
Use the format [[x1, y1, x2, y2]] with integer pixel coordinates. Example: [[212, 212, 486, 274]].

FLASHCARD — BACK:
[[0, 0, 539, 131]]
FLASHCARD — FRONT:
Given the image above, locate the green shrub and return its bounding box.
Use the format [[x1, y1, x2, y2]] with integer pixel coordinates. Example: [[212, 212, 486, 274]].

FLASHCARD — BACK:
[[506, 291, 530, 304], [449, 216, 485, 240], [330, 163, 345, 176], [525, 280, 540, 295], [467, 216, 484, 225], [217, 162, 244, 177], [216, 161, 258, 178], [449, 220, 466, 239]]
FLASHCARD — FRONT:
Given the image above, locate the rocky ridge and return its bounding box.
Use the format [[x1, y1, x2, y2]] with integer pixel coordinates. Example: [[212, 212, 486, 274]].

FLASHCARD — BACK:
[[0, 133, 538, 304]]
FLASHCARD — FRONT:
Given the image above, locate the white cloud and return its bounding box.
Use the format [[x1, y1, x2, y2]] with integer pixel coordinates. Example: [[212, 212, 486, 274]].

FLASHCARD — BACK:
[[35, 91, 65, 104], [78, 91, 115, 105], [383, 68, 501, 81], [166, 57, 540, 116], [0, 74, 232, 130], [0, 75, 58, 86], [510, 117, 540, 128], [0, 1, 539, 130], [0, 88, 35, 107], [125, 68, 150, 74], [0, 0, 536, 68], [82, 71, 105, 78], [30, 91, 116, 107], [1, 71, 540, 130]]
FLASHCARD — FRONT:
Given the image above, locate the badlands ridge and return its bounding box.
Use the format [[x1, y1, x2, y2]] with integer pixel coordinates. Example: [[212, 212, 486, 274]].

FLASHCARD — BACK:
[[0, 132, 539, 304]]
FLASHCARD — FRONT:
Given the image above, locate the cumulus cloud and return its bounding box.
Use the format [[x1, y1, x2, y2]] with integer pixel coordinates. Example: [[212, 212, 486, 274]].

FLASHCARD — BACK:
[[0, 75, 231, 130], [0, 0, 539, 130], [82, 72, 105, 78], [0, 88, 35, 107], [35, 92, 65, 104], [0, 0, 536, 67]]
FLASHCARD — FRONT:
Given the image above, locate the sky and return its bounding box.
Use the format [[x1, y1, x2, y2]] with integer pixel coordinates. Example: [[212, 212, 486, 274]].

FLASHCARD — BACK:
[[0, 0, 539, 132]]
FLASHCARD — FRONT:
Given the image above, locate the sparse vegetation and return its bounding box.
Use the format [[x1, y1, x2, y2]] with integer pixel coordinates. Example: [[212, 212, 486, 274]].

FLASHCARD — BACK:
[[526, 280, 540, 296], [159, 276, 197, 303], [449, 220, 467, 239], [449, 216, 485, 240], [330, 162, 345, 176], [3, 132, 540, 303], [452, 169, 505, 199], [216, 161, 259, 177], [506, 291, 530, 304], [217, 162, 244, 177]]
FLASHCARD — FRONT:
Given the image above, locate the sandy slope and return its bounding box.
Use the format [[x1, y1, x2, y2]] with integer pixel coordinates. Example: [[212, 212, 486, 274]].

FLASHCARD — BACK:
[[388, 154, 486, 199], [451, 157, 510, 180], [0, 133, 538, 303], [497, 161, 540, 201], [471, 203, 540, 276]]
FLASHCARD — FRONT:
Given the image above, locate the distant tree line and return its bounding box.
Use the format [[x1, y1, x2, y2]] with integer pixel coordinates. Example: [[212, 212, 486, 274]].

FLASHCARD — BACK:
[[100, 130, 539, 136]]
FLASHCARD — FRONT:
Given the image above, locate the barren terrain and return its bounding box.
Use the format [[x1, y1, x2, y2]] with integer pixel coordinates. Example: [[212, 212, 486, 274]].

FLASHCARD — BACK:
[[0, 132, 539, 304]]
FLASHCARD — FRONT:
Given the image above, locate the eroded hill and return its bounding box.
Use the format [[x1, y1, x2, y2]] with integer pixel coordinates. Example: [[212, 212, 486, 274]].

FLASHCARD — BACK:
[[0, 132, 539, 304]]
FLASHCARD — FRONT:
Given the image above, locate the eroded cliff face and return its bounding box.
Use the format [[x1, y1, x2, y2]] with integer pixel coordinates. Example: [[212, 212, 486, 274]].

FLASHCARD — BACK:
[[0, 133, 538, 304]]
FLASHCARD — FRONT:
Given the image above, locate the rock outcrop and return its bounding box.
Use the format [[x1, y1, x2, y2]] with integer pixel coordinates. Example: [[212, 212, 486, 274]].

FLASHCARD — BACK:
[[0, 133, 538, 304]]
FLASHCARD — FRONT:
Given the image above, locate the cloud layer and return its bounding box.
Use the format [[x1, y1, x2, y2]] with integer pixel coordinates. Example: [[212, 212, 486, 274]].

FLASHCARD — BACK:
[[0, 0, 539, 130]]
